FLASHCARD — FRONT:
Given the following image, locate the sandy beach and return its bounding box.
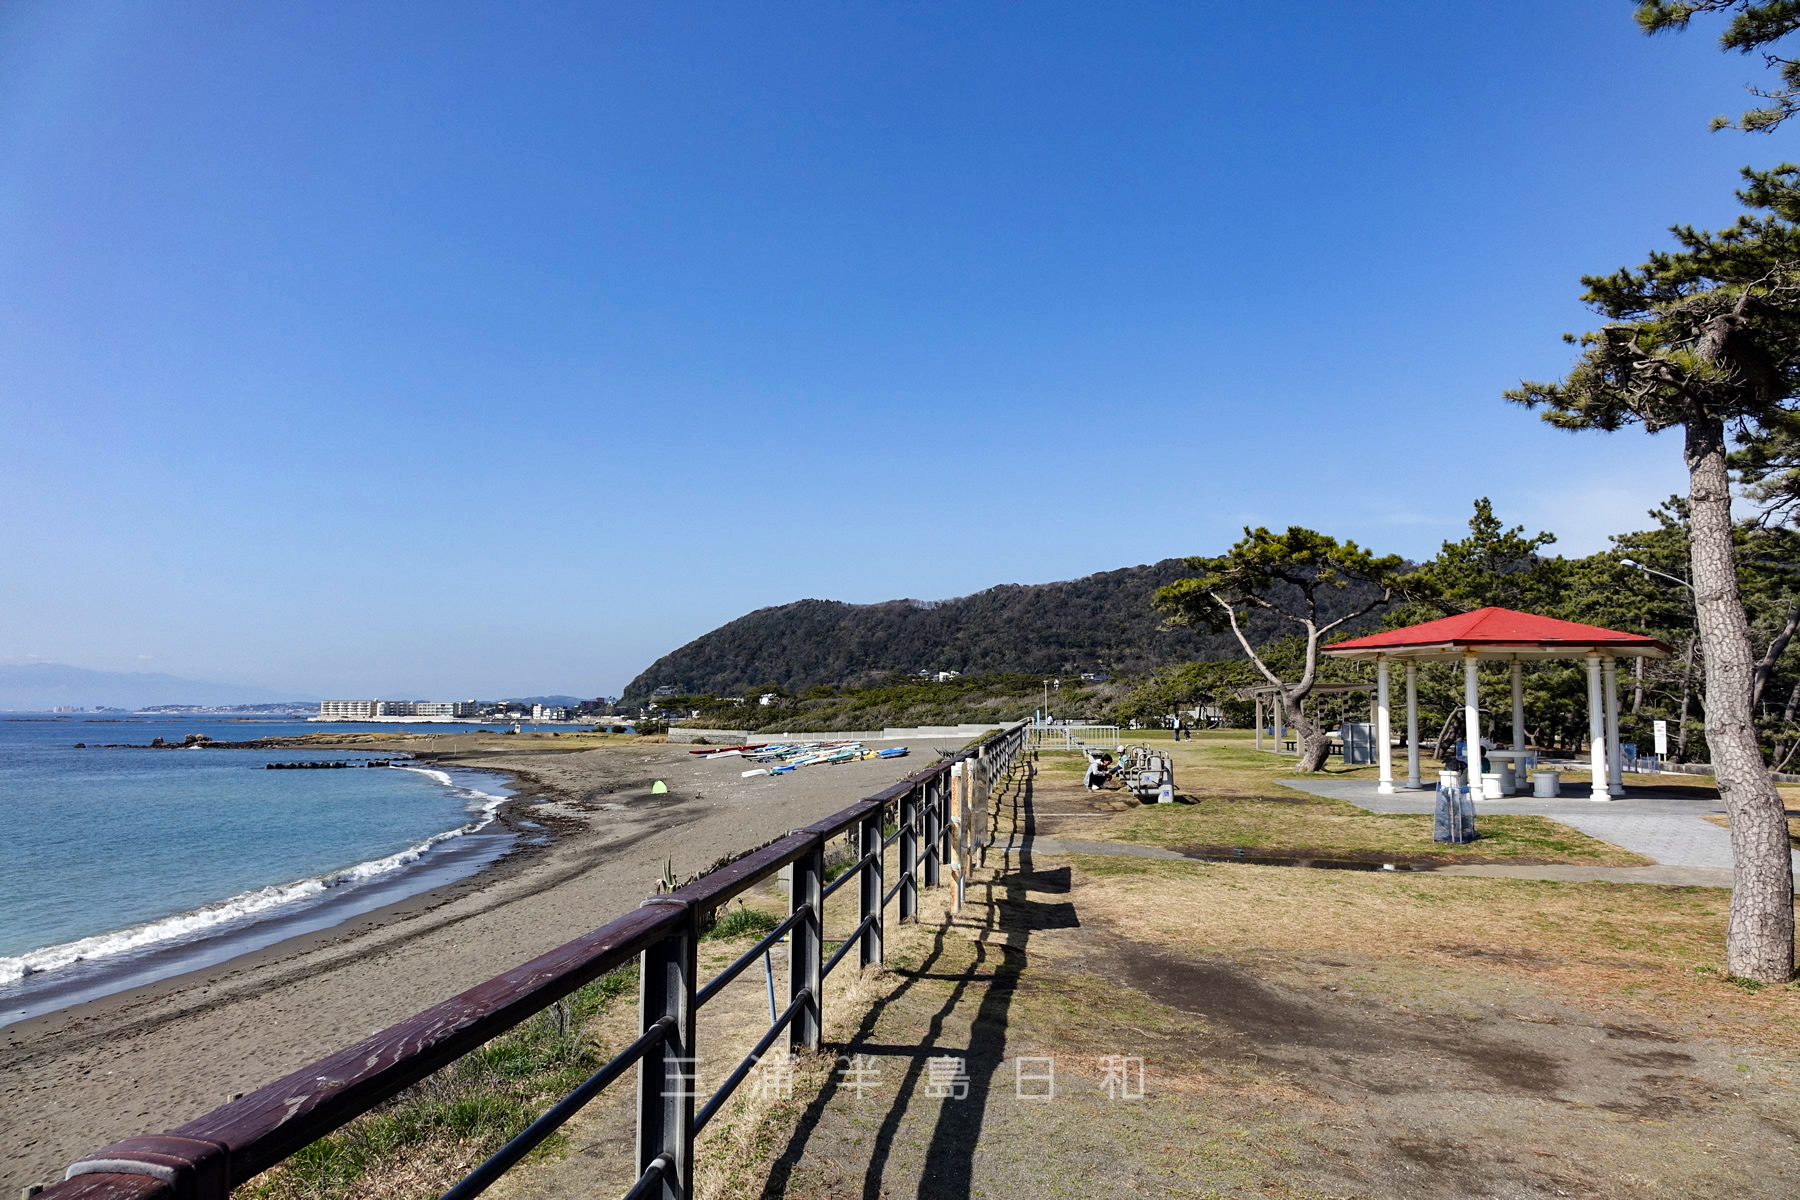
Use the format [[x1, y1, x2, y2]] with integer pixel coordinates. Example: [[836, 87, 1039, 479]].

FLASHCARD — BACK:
[[0, 733, 966, 1194]]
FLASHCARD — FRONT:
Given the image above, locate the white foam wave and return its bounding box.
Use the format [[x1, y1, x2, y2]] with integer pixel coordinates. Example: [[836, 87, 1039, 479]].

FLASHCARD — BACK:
[[0, 768, 512, 986]]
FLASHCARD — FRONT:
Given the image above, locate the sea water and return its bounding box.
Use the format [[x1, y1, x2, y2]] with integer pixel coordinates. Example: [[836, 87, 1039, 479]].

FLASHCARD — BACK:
[[0, 714, 517, 1025]]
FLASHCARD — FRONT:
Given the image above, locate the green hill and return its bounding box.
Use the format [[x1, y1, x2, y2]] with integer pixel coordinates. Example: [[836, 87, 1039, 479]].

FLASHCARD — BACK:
[[620, 559, 1384, 701]]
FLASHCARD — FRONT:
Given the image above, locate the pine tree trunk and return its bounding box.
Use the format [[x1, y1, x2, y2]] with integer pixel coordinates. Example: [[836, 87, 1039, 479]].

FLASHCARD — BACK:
[[1291, 706, 1331, 772], [1687, 414, 1795, 982]]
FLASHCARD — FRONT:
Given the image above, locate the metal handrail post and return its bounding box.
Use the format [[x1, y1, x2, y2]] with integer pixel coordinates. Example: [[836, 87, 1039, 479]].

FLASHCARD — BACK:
[[922, 777, 941, 889], [858, 811, 884, 968], [898, 787, 918, 923], [788, 836, 824, 1051], [957, 759, 973, 910], [636, 903, 695, 1200], [938, 770, 954, 883]]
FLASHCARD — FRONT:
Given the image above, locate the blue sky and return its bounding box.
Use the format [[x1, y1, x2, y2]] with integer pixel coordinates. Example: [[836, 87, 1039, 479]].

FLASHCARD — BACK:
[[0, 2, 1789, 699]]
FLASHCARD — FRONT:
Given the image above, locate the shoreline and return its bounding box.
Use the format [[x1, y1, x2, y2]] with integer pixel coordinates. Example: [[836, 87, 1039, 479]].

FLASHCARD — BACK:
[[1, 734, 966, 1193], [0, 759, 534, 1028]]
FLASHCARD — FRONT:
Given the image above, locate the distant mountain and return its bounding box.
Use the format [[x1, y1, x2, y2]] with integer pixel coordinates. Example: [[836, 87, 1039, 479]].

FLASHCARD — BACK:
[[621, 559, 1386, 701], [0, 663, 314, 711], [503, 695, 590, 708]]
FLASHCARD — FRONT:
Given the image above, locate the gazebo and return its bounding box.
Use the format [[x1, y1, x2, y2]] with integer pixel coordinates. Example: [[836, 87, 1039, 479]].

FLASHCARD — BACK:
[[1236, 682, 1376, 755], [1321, 607, 1671, 800]]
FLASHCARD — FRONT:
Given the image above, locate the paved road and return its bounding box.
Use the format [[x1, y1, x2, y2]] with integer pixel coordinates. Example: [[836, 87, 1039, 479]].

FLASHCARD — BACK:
[[1278, 774, 1800, 876]]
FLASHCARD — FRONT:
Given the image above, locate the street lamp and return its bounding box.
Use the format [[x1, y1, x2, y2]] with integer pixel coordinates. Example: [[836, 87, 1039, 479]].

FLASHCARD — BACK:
[[1620, 559, 1694, 593]]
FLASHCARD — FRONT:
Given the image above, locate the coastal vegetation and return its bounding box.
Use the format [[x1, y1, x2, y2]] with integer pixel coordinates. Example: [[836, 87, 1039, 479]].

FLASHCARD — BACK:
[[659, 672, 1121, 733], [1155, 526, 1410, 772], [619, 559, 1387, 702], [1507, 159, 1800, 979], [649, 494, 1800, 771]]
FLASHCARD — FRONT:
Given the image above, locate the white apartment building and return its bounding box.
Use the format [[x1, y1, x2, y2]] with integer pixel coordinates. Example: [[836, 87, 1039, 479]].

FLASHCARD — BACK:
[[318, 700, 458, 719], [319, 700, 379, 720]]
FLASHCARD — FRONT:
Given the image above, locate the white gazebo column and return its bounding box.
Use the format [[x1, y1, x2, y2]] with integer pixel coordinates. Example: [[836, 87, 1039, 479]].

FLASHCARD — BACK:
[[1462, 651, 1481, 790], [1275, 695, 1286, 752], [1603, 654, 1624, 796], [1405, 660, 1421, 788], [1510, 657, 1525, 754], [1376, 655, 1394, 794], [1585, 652, 1609, 800], [1255, 697, 1264, 750], [1510, 656, 1526, 793]]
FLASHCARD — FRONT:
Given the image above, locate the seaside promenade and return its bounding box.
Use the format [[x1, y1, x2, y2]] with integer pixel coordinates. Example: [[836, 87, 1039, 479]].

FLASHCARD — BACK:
[[12, 731, 1800, 1198], [0, 734, 977, 1195]]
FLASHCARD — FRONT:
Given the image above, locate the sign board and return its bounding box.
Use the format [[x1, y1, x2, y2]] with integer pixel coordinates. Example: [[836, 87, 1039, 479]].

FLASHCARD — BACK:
[[1653, 719, 1669, 756]]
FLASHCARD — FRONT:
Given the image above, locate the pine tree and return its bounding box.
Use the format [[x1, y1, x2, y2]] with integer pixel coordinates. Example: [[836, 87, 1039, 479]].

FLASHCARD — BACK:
[[1508, 165, 1800, 982], [1637, 1, 1800, 131], [1154, 527, 1407, 772]]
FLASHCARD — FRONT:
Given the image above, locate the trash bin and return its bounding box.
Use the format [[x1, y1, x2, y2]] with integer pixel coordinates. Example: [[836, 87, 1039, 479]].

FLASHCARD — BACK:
[[1438, 769, 1465, 791], [1498, 762, 1517, 794], [1481, 772, 1505, 800], [1434, 784, 1477, 843], [1532, 770, 1561, 798]]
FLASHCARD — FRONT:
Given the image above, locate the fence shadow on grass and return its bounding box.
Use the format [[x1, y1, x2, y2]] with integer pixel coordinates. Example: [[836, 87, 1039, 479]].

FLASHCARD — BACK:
[[755, 765, 1079, 1200]]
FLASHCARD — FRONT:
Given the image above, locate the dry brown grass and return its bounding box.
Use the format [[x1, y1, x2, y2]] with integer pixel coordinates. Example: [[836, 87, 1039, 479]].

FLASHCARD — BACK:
[[1062, 852, 1800, 1049], [1703, 810, 1800, 848]]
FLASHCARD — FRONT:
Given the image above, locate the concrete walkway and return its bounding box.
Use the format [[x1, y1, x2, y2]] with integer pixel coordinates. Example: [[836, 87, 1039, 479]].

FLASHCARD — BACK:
[[1001, 823, 1757, 888], [1280, 774, 1800, 880]]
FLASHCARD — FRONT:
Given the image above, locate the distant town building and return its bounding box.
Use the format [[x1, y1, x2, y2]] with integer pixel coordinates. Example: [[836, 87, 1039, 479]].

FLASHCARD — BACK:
[[759, 693, 779, 706], [651, 685, 680, 700], [318, 700, 459, 720], [319, 700, 378, 720], [934, 671, 961, 683], [453, 701, 481, 718], [530, 703, 568, 721], [1079, 673, 1110, 683]]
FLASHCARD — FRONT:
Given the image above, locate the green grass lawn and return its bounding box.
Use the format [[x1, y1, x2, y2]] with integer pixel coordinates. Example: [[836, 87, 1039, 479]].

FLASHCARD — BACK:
[[1057, 735, 1653, 866]]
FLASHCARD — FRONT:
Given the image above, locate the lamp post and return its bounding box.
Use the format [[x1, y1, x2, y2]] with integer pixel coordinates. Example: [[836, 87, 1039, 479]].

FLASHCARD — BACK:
[[1620, 558, 1694, 594]]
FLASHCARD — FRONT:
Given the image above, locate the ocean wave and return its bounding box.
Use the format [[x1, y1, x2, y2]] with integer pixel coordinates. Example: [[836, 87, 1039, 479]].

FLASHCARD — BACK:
[[0, 768, 512, 986]]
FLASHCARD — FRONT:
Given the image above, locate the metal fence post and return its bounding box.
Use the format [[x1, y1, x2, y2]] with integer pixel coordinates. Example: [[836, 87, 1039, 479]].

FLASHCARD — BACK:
[[938, 770, 955, 881], [922, 776, 941, 889], [788, 836, 823, 1051], [636, 902, 695, 1200], [899, 787, 918, 923], [859, 810, 884, 968]]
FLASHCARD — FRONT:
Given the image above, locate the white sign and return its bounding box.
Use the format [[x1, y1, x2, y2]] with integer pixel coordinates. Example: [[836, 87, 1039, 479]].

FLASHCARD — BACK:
[[1653, 719, 1669, 757]]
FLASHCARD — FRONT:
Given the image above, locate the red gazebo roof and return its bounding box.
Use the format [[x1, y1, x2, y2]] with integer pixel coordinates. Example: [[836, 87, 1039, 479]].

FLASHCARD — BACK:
[[1323, 606, 1671, 660]]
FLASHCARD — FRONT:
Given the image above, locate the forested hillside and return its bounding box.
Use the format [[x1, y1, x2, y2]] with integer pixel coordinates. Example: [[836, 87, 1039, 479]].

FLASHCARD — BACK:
[[621, 559, 1385, 701]]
